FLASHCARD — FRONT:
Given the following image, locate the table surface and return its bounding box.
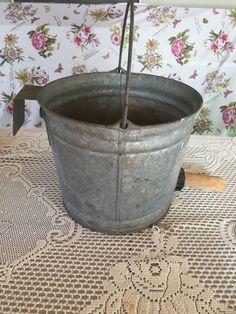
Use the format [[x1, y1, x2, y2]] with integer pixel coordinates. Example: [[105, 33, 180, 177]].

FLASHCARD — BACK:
[[0, 128, 236, 313]]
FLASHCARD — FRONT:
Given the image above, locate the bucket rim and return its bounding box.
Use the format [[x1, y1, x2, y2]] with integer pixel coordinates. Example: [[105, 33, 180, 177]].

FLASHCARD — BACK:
[[38, 71, 203, 131]]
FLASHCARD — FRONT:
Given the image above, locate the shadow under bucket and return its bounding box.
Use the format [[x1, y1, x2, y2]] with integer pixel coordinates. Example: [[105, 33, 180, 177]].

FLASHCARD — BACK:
[[37, 72, 203, 233]]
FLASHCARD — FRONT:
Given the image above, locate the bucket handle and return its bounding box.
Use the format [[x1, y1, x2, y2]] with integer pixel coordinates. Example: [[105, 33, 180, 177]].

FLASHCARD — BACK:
[[118, 0, 134, 129], [115, 2, 129, 74]]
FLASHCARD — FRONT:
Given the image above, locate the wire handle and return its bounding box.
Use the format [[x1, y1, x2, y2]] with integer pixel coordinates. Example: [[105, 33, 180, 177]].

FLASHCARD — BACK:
[[117, 2, 129, 73], [118, 0, 134, 129]]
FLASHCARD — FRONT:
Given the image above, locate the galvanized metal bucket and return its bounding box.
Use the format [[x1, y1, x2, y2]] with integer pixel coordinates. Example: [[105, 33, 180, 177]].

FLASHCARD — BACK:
[[36, 71, 202, 233], [13, 0, 203, 233]]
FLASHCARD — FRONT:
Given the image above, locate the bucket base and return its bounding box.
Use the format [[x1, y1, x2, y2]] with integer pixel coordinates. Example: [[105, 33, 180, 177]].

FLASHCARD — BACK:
[[63, 201, 171, 234]]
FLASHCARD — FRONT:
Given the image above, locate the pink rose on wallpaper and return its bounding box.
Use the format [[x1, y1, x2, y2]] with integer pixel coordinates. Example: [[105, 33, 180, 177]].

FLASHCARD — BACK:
[[31, 32, 45, 51], [169, 30, 194, 65], [222, 108, 236, 126], [28, 25, 57, 58], [110, 32, 120, 46], [171, 38, 184, 58]]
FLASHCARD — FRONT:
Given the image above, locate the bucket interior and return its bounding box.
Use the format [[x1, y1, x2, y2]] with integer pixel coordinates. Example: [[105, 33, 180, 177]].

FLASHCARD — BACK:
[[38, 72, 203, 127], [55, 96, 188, 126]]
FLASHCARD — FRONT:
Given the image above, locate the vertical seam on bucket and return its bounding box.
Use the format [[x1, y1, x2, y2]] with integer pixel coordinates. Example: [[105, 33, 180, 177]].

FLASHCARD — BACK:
[[114, 72, 124, 230], [115, 130, 124, 230]]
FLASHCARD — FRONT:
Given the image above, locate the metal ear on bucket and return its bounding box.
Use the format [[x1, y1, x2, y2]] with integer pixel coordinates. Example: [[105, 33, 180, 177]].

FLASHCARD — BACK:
[[13, 1, 203, 234]]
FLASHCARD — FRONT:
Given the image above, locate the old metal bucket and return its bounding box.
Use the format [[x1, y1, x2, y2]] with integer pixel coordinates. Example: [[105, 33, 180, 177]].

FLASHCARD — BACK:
[[13, 0, 203, 233], [34, 72, 202, 233]]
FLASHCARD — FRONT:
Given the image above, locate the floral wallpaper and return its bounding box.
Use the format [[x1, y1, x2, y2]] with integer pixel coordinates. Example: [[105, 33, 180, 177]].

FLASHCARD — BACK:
[[0, 3, 236, 136]]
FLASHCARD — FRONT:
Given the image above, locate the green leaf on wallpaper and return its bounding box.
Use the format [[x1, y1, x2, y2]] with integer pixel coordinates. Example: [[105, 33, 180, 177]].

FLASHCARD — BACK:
[[27, 30, 35, 38], [168, 37, 176, 43], [219, 105, 228, 111], [182, 35, 189, 42], [229, 9, 236, 27]]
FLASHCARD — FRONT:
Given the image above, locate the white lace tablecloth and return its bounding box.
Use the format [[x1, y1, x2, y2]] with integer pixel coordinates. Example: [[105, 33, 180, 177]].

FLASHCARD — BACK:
[[0, 128, 236, 313], [0, 3, 236, 136]]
